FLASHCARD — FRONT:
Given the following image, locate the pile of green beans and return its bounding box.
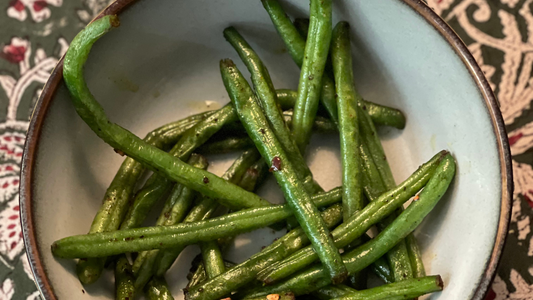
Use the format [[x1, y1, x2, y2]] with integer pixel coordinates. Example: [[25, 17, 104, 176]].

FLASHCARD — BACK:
[[54, 1, 459, 298]]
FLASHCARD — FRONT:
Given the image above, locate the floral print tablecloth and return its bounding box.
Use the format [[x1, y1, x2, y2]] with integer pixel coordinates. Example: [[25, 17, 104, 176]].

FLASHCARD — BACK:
[[0, 0, 532, 299]]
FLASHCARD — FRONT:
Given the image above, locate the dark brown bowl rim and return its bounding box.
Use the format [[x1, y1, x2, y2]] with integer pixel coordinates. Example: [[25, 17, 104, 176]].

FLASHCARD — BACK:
[[19, 0, 513, 299]]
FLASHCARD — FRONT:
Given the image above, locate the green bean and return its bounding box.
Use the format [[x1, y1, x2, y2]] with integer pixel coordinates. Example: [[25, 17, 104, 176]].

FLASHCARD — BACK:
[[256, 151, 446, 284], [199, 241, 226, 279], [313, 284, 356, 300], [238, 154, 455, 298], [276, 89, 405, 129], [244, 292, 295, 300], [282, 111, 336, 133], [224, 26, 322, 194], [76, 105, 211, 284], [158, 155, 208, 227], [261, 0, 336, 128], [120, 104, 240, 230], [197, 136, 254, 154], [358, 107, 416, 283], [130, 154, 208, 289], [186, 258, 236, 289], [331, 21, 363, 221], [221, 59, 346, 283], [145, 277, 175, 300], [289, 0, 332, 152], [134, 149, 261, 289], [406, 234, 426, 277], [262, 1, 406, 130], [371, 256, 394, 284], [115, 255, 135, 300], [238, 160, 267, 192], [198, 159, 267, 279], [63, 16, 279, 231], [184, 203, 343, 300], [329, 276, 443, 300]]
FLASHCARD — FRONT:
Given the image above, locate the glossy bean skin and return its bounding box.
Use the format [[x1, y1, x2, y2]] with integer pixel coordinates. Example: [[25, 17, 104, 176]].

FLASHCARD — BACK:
[[330, 21, 363, 221], [145, 277, 175, 300], [329, 276, 443, 300], [238, 154, 455, 297], [184, 204, 343, 300], [256, 151, 446, 284], [224, 27, 322, 194], [220, 59, 347, 283]]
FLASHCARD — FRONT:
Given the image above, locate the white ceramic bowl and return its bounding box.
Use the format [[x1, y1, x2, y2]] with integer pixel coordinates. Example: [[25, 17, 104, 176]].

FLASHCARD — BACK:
[[20, 0, 512, 299]]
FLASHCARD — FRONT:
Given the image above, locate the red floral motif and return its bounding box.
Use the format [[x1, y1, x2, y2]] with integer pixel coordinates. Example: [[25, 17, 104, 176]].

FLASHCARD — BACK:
[[0, 46, 25, 64], [0, 37, 28, 65], [32, 0, 47, 12], [509, 132, 524, 146], [9, 0, 24, 12]]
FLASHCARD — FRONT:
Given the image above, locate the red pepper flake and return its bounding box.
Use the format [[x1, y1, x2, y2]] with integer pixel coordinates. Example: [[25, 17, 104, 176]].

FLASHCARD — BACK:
[[113, 149, 125, 156], [203, 176, 209, 184], [269, 156, 282, 172], [413, 195, 420, 201]]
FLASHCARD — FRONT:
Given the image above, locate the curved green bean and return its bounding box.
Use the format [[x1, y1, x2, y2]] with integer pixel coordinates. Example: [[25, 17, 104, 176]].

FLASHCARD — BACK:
[[115, 255, 135, 300], [290, 0, 332, 152], [330, 276, 443, 300], [184, 203, 343, 300], [145, 277, 175, 300], [256, 151, 446, 284], [220, 59, 346, 283], [238, 154, 455, 297], [224, 26, 322, 194], [331, 21, 363, 221], [63, 15, 276, 233]]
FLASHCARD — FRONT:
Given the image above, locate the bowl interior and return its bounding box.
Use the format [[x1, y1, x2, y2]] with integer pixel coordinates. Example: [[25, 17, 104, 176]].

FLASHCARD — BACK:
[[28, 0, 502, 299]]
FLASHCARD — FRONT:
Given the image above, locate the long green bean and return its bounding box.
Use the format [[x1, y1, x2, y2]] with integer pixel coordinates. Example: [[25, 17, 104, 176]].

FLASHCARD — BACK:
[[184, 203, 343, 300], [330, 276, 443, 300], [115, 255, 135, 300], [63, 15, 280, 236], [276, 89, 405, 129], [145, 277, 175, 300], [331, 21, 363, 221], [221, 59, 346, 283], [238, 154, 455, 297], [290, 0, 332, 152], [224, 26, 321, 194], [256, 151, 446, 284]]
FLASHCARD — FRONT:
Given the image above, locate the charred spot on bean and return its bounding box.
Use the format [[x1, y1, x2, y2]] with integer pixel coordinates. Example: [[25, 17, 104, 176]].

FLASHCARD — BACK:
[[203, 177, 209, 184], [362, 105, 367, 110], [269, 156, 282, 172], [113, 149, 125, 156], [260, 128, 266, 134], [308, 75, 314, 80]]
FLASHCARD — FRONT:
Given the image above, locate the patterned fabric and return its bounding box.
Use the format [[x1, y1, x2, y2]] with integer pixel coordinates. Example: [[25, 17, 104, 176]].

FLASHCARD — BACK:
[[0, 0, 531, 299]]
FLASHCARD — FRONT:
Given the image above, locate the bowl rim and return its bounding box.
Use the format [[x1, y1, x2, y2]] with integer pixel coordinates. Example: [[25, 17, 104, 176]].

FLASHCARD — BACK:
[[19, 0, 513, 299]]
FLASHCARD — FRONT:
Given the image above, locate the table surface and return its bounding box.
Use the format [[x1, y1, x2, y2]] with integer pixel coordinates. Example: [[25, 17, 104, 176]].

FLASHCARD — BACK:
[[0, 0, 531, 299]]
